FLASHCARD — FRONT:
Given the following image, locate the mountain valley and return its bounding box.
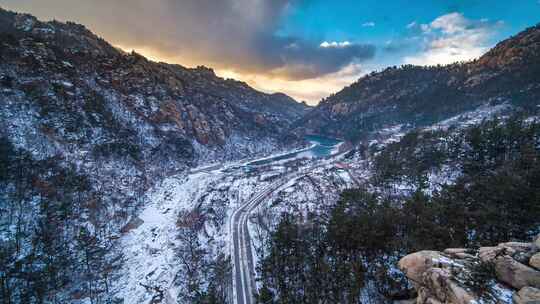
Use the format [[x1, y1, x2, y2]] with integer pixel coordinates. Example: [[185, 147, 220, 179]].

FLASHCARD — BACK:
[[0, 7, 539, 304]]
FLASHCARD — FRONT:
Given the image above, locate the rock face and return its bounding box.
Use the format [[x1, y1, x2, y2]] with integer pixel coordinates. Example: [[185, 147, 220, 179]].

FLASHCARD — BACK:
[[398, 236, 540, 304], [398, 251, 450, 284], [494, 255, 540, 290], [513, 287, 540, 304], [531, 253, 540, 271], [299, 23, 540, 141]]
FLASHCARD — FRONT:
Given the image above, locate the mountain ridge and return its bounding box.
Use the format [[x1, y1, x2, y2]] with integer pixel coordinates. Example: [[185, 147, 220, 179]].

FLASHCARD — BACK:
[[0, 7, 308, 157], [298, 23, 540, 141]]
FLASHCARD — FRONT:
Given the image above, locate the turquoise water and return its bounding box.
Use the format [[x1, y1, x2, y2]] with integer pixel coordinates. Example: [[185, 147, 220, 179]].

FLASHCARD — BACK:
[[247, 135, 342, 167]]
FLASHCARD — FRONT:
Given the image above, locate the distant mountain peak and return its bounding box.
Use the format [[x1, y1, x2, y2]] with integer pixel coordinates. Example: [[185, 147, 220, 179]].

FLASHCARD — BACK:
[[477, 23, 540, 70]]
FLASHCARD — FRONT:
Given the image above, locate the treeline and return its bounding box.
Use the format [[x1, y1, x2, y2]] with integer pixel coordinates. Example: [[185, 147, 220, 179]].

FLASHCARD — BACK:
[[257, 116, 540, 303]]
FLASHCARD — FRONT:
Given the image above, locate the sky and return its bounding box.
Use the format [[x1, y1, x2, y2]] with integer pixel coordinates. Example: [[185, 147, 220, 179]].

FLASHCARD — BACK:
[[1, 0, 540, 104]]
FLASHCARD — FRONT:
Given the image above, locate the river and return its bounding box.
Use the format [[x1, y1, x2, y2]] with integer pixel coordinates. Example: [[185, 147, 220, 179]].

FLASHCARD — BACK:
[[246, 135, 342, 167]]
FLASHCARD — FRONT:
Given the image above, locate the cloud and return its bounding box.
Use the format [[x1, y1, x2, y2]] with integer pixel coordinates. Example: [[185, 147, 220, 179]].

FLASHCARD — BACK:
[[362, 21, 376, 27], [255, 36, 375, 79], [406, 21, 417, 29], [383, 36, 420, 53], [219, 62, 370, 104], [404, 12, 503, 66], [320, 41, 352, 48], [1, 0, 375, 80]]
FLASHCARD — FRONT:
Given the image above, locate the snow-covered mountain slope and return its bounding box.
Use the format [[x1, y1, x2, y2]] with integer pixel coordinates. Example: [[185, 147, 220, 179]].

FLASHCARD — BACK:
[[0, 7, 308, 304], [0, 8, 308, 170], [253, 110, 540, 304], [2, 6, 539, 304]]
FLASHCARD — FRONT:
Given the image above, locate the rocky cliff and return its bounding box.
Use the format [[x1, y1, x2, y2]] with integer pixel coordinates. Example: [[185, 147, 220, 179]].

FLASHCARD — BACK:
[[0, 8, 308, 173], [299, 23, 540, 141], [398, 235, 540, 304]]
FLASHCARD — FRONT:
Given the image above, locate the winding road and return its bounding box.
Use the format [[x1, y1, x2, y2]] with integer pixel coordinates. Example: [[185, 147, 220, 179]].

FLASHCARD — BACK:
[[230, 173, 302, 304], [227, 137, 351, 304]]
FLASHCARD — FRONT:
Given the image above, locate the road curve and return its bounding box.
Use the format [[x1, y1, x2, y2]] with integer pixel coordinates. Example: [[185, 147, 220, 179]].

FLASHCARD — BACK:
[[230, 173, 301, 304], [229, 160, 350, 304]]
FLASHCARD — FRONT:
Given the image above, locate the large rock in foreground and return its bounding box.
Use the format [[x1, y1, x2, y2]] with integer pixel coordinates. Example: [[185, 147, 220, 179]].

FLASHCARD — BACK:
[[398, 251, 449, 285], [530, 253, 540, 271], [513, 287, 540, 304], [398, 235, 540, 304], [494, 255, 540, 289]]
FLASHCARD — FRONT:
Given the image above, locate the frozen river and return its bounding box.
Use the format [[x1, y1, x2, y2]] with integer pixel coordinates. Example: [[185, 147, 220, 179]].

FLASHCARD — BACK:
[[246, 135, 342, 167]]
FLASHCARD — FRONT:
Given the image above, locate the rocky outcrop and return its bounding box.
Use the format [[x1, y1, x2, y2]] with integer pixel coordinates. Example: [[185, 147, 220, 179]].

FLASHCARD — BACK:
[[513, 287, 540, 304], [398, 235, 540, 304], [494, 255, 540, 289], [530, 254, 540, 271], [399, 251, 450, 284]]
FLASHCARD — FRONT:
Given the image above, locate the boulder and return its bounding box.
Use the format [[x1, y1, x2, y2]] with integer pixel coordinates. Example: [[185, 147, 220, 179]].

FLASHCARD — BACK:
[[444, 248, 476, 259], [494, 255, 540, 289], [422, 268, 478, 304], [455, 253, 475, 259], [479, 246, 515, 263], [512, 286, 540, 304], [417, 287, 443, 304], [514, 250, 537, 265], [535, 234, 540, 250], [398, 251, 451, 284], [400, 238, 540, 304], [530, 253, 540, 271], [499, 242, 535, 252], [444, 248, 469, 255]]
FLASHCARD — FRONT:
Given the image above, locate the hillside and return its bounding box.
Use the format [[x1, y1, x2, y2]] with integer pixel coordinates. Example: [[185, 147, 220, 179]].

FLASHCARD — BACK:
[[0, 8, 308, 303], [299, 23, 540, 141], [0, 8, 308, 169], [259, 114, 540, 303]]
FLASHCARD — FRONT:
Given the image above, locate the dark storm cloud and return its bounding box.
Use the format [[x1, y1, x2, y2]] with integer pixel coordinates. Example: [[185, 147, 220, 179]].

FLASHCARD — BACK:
[[1, 0, 375, 80], [251, 34, 375, 79]]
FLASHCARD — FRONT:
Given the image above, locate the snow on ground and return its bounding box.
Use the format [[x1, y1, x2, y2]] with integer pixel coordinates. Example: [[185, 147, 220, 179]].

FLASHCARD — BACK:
[[111, 172, 220, 304], [426, 102, 512, 131], [109, 136, 371, 303], [425, 164, 462, 195], [248, 163, 359, 278], [490, 283, 514, 304], [110, 159, 285, 303]]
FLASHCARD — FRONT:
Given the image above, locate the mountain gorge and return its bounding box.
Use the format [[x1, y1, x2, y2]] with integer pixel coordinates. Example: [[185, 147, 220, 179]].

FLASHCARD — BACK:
[[1, 6, 540, 304], [255, 22, 540, 304], [0, 8, 307, 303]]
